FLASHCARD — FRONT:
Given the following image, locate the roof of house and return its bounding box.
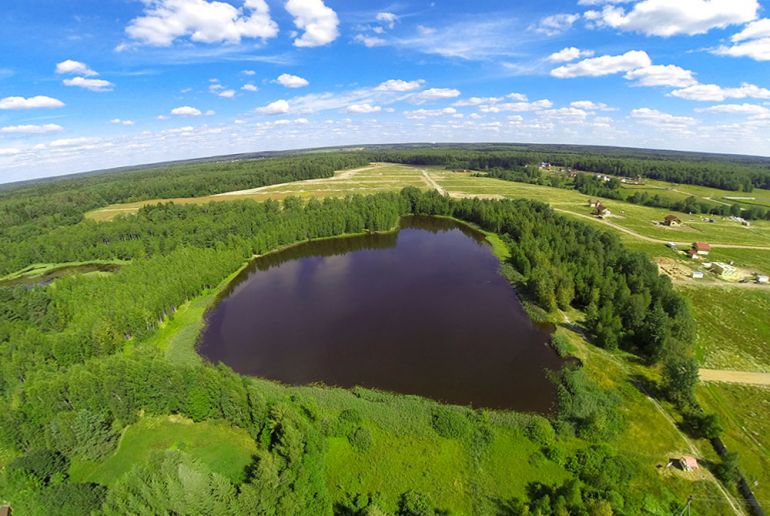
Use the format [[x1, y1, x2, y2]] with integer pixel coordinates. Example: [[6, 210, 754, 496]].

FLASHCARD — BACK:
[[664, 214, 681, 221], [681, 455, 699, 469], [0, 505, 11, 516], [693, 242, 711, 251]]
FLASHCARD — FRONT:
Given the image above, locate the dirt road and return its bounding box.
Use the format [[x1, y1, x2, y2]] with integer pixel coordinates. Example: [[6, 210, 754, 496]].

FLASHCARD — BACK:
[[421, 169, 447, 196], [700, 369, 770, 386]]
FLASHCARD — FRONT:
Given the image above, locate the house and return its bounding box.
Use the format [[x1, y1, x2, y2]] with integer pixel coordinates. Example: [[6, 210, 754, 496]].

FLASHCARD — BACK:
[[593, 203, 610, 216], [588, 199, 600, 208], [692, 242, 711, 256], [663, 214, 682, 227], [679, 455, 700, 471], [686, 249, 701, 260], [712, 262, 737, 278], [692, 271, 704, 279], [757, 275, 769, 284], [0, 505, 10, 516]]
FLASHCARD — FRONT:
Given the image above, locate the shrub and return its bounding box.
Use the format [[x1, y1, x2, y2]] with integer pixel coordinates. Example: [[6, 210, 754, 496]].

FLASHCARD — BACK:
[[398, 490, 435, 516], [551, 334, 572, 357], [431, 408, 470, 439], [348, 427, 373, 452], [525, 417, 556, 447], [6, 450, 69, 485]]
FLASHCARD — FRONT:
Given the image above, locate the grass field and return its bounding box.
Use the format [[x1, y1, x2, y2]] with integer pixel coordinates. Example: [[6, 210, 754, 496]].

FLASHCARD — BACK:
[[679, 287, 770, 372], [69, 415, 257, 486], [697, 383, 770, 506]]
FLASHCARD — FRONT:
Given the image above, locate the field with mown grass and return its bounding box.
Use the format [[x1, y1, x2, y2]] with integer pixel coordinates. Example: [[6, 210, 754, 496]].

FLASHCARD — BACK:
[[69, 416, 258, 486]]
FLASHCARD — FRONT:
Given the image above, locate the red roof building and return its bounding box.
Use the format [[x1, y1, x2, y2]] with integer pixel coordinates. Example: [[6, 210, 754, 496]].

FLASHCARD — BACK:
[[693, 242, 711, 255]]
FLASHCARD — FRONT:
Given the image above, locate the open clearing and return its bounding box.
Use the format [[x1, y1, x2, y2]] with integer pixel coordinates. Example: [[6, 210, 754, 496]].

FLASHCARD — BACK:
[[699, 369, 770, 386]]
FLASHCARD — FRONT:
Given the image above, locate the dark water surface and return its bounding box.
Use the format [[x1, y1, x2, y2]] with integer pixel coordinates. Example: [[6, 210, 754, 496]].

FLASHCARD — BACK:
[[198, 216, 564, 412]]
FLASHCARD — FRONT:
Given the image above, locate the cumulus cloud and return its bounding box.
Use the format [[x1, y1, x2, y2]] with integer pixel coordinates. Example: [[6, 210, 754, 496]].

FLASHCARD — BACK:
[[0, 124, 64, 134], [588, 0, 759, 37], [55, 60, 98, 76], [670, 82, 770, 101], [110, 119, 135, 126], [715, 18, 770, 61], [623, 64, 698, 87], [256, 99, 290, 115], [403, 107, 457, 119], [346, 103, 381, 114], [375, 79, 425, 92], [285, 0, 339, 47], [124, 0, 279, 47], [0, 148, 21, 156], [631, 107, 696, 130], [548, 47, 595, 62], [171, 105, 203, 116], [533, 13, 580, 36], [478, 99, 553, 113], [696, 103, 770, 115], [0, 96, 65, 110], [275, 73, 309, 88], [551, 50, 651, 78], [410, 88, 461, 104], [354, 34, 387, 47], [63, 77, 115, 92], [217, 89, 236, 98], [376, 12, 398, 29], [570, 100, 612, 111], [241, 83, 258, 91]]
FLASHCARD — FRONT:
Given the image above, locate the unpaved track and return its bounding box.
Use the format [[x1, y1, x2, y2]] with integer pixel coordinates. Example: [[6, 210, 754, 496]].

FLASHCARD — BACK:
[[421, 169, 446, 196], [673, 279, 769, 289], [700, 369, 770, 386]]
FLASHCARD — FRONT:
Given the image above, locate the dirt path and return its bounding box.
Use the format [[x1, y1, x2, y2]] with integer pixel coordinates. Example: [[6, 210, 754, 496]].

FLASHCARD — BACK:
[[421, 169, 446, 196], [700, 369, 770, 386], [673, 279, 769, 289]]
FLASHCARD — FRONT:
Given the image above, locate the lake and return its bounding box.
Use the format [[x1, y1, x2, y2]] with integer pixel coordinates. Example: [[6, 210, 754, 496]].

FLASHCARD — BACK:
[[198, 216, 564, 412]]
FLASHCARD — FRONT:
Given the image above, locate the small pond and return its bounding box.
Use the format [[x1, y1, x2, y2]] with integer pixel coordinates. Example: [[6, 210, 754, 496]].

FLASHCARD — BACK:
[[198, 216, 564, 412]]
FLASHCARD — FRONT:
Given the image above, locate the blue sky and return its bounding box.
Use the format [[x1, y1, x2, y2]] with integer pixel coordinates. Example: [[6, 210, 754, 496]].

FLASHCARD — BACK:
[[1, 0, 769, 182]]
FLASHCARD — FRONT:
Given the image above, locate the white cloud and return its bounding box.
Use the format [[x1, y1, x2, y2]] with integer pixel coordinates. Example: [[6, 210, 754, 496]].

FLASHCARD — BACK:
[[242, 69, 256, 75], [110, 119, 135, 126], [631, 107, 696, 129], [696, 103, 770, 115], [275, 73, 309, 88], [591, 0, 759, 37], [0, 96, 65, 110], [346, 103, 381, 114], [256, 99, 290, 115], [570, 100, 611, 110], [534, 13, 580, 36], [623, 64, 698, 87], [63, 77, 115, 92], [241, 83, 258, 91], [551, 50, 651, 78], [410, 87, 461, 104], [171, 105, 203, 116], [124, 0, 279, 47], [55, 60, 97, 76], [479, 99, 553, 113], [376, 12, 398, 29], [354, 34, 387, 47], [548, 47, 595, 62], [49, 137, 102, 148], [0, 124, 63, 134], [715, 18, 770, 61], [375, 79, 425, 92], [218, 89, 236, 98], [0, 148, 21, 156], [285, 0, 339, 47], [670, 82, 770, 101], [404, 107, 457, 119], [454, 96, 503, 106]]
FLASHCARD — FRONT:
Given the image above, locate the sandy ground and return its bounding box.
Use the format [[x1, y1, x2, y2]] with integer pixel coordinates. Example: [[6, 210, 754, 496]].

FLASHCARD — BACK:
[[699, 369, 770, 386], [420, 169, 446, 196]]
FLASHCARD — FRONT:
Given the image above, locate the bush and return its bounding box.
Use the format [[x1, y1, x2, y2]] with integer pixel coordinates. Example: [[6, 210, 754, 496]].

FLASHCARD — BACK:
[[551, 334, 572, 357], [714, 451, 740, 484], [398, 490, 435, 516], [348, 427, 373, 452], [6, 450, 69, 485], [525, 417, 556, 447], [682, 410, 722, 439], [431, 409, 470, 439], [37, 483, 107, 516]]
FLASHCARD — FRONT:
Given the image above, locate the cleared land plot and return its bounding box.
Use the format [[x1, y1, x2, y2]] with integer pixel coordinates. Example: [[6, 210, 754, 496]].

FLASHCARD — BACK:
[[679, 286, 770, 372], [697, 383, 770, 506], [69, 415, 257, 486], [86, 163, 428, 221], [699, 369, 770, 386]]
